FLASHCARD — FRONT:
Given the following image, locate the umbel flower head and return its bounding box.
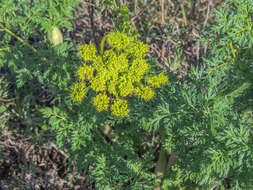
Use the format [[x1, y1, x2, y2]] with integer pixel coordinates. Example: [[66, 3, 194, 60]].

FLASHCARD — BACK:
[[71, 31, 168, 117]]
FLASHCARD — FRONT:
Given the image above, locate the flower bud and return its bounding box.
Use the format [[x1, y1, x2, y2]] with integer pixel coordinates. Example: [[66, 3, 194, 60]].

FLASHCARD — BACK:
[[48, 26, 63, 46]]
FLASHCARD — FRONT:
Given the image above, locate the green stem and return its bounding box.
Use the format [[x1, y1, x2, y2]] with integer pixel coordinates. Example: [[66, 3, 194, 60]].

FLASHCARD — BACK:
[[0, 48, 8, 51], [206, 60, 233, 76], [0, 24, 50, 65], [0, 23, 38, 53], [154, 127, 169, 190], [100, 34, 108, 55]]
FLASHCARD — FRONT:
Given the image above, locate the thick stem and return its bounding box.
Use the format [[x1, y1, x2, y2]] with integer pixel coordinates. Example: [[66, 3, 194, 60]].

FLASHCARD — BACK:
[[154, 150, 168, 190], [154, 127, 169, 190]]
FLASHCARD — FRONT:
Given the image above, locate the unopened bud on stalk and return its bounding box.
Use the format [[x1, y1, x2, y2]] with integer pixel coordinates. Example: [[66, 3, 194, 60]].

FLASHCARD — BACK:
[[48, 26, 63, 46]]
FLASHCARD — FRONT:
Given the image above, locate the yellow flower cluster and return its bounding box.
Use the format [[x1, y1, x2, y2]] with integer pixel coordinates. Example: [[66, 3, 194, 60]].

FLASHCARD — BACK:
[[146, 72, 168, 87], [79, 43, 97, 61], [71, 31, 168, 117], [77, 64, 94, 80], [118, 75, 135, 97], [107, 32, 133, 51], [111, 99, 129, 117], [135, 84, 155, 100], [126, 41, 149, 58], [128, 59, 149, 82], [71, 82, 86, 102], [93, 93, 110, 112]]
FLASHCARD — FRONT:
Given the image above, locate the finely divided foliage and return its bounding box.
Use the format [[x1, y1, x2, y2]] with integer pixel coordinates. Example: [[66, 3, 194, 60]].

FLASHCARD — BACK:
[[154, 0, 253, 189], [0, 0, 253, 189]]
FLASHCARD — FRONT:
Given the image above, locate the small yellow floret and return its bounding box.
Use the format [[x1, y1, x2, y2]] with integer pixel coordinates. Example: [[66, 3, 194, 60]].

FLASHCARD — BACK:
[[93, 56, 104, 71], [80, 43, 97, 61], [77, 64, 94, 80], [118, 75, 134, 97], [108, 80, 119, 97], [135, 84, 155, 100], [126, 41, 149, 58], [129, 59, 149, 82], [146, 73, 168, 87], [103, 49, 117, 64], [107, 32, 133, 50], [93, 93, 110, 112], [71, 82, 86, 102], [111, 98, 129, 117], [90, 76, 107, 92], [112, 53, 129, 73]]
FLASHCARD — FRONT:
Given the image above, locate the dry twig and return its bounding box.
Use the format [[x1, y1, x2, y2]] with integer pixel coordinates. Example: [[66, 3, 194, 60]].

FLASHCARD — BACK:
[[131, 0, 156, 22]]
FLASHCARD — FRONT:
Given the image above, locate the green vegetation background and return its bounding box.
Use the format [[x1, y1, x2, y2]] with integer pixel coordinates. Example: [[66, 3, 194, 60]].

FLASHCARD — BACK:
[[0, 0, 253, 189]]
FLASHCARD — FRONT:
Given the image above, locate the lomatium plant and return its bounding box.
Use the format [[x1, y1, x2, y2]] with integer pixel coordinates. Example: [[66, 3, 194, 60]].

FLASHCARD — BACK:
[[71, 32, 168, 117]]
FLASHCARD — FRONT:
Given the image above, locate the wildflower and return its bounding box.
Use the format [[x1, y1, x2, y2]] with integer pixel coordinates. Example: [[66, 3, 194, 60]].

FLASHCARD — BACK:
[[112, 53, 129, 73], [107, 32, 133, 51], [71, 82, 86, 102], [93, 56, 106, 74], [93, 93, 110, 112], [90, 75, 107, 92], [108, 79, 119, 97], [77, 64, 94, 80], [118, 75, 134, 97], [126, 41, 149, 58], [135, 84, 155, 100], [103, 49, 117, 65], [72, 31, 169, 117], [129, 59, 149, 82], [146, 72, 168, 87], [80, 43, 97, 61], [111, 98, 129, 117]]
